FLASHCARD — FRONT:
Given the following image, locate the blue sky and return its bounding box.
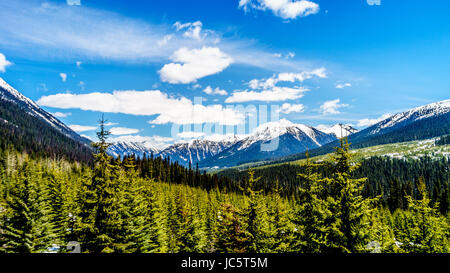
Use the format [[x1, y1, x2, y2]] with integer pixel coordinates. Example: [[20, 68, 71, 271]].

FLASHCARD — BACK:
[[0, 0, 449, 147]]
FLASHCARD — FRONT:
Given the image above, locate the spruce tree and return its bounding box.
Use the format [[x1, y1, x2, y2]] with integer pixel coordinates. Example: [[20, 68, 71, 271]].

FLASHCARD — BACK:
[[325, 138, 378, 253], [240, 170, 266, 253], [215, 203, 248, 253], [395, 177, 449, 253], [75, 116, 122, 253], [0, 161, 52, 252], [292, 153, 331, 253], [266, 180, 294, 252]]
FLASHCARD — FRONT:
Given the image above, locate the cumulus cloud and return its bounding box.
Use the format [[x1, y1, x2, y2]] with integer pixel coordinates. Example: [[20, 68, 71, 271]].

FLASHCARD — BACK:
[[248, 67, 326, 89], [37, 89, 244, 125], [59, 73, 67, 82], [0, 53, 12, 72], [157, 34, 173, 47], [159, 47, 233, 84], [225, 86, 308, 103], [239, 0, 320, 20], [226, 68, 324, 103], [0, 1, 323, 73], [277, 103, 305, 114], [174, 21, 205, 40], [66, 0, 81, 6], [357, 113, 392, 127], [69, 124, 97, 132], [203, 86, 228, 96], [336, 82, 352, 89], [320, 99, 349, 115], [104, 122, 119, 126], [52, 112, 71, 118], [110, 127, 140, 135]]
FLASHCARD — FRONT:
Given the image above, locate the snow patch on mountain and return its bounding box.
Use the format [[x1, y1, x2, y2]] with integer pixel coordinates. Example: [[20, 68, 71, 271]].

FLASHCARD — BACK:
[[0, 77, 90, 144], [369, 100, 450, 135], [316, 123, 359, 138]]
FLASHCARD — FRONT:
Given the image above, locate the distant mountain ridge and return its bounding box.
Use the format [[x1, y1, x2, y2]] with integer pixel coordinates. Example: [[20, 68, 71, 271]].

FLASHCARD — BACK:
[[0, 78, 93, 162], [274, 99, 450, 164], [198, 119, 337, 168], [108, 99, 450, 169], [315, 123, 359, 138], [108, 119, 350, 168]]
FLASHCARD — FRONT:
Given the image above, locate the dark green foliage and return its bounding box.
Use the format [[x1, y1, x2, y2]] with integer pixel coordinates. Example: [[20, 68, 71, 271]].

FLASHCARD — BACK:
[[214, 203, 248, 253], [292, 154, 331, 253], [393, 178, 449, 253], [219, 156, 450, 215], [0, 99, 93, 164], [0, 161, 52, 252], [436, 135, 450, 145], [324, 139, 378, 253], [0, 119, 448, 253]]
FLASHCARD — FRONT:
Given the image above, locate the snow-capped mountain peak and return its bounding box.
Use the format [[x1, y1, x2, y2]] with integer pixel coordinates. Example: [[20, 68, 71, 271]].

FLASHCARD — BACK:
[[239, 119, 323, 150], [0, 77, 89, 144], [316, 123, 359, 138], [369, 99, 450, 135], [107, 141, 160, 158]]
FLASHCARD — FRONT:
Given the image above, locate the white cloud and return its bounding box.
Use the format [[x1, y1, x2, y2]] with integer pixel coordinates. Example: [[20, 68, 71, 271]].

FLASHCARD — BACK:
[[174, 21, 205, 40], [239, 0, 320, 20], [320, 99, 349, 115], [177, 131, 206, 139], [157, 34, 173, 47], [104, 122, 119, 126], [0, 1, 178, 61], [69, 124, 97, 132], [248, 67, 326, 89], [336, 82, 352, 89], [225, 86, 308, 103], [109, 127, 140, 135], [159, 47, 233, 84], [203, 86, 228, 96], [37, 89, 244, 125], [52, 112, 71, 118], [0, 53, 12, 72], [226, 68, 325, 103], [277, 103, 305, 114], [357, 113, 392, 127], [66, 0, 81, 6], [286, 52, 295, 59], [59, 73, 67, 82], [0, 1, 323, 73]]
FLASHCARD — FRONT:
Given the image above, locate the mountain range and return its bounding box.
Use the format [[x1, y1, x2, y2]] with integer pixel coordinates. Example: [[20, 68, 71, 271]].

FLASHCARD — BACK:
[[108, 100, 450, 169], [0, 78, 92, 162], [0, 77, 448, 169]]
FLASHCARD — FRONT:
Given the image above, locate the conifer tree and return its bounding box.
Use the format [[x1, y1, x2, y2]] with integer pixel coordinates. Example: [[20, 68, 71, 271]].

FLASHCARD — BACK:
[[0, 161, 52, 252], [240, 170, 267, 253], [292, 153, 331, 253], [75, 116, 122, 253], [118, 156, 161, 252], [395, 177, 449, 253], [325, 138, 378, 253], [46, 168, 71, 251], [266, 180, 294, 252], [215, 203, 248, 253]]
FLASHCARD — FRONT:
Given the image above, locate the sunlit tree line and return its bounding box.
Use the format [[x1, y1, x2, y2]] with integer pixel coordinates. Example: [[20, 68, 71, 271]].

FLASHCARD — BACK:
[[0, 121, 448, 253]]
